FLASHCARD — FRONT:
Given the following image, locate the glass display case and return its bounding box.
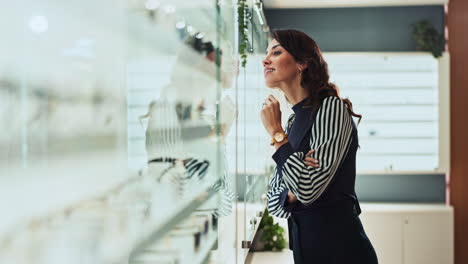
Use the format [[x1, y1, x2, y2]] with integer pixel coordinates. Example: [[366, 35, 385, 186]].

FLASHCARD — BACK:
[[0, 0, 271, 263]]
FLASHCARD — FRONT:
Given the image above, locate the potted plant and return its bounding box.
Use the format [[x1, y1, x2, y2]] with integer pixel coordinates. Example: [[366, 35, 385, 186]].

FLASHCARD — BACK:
[[251, 208, 287, 251], [411, 20, 445, 58]]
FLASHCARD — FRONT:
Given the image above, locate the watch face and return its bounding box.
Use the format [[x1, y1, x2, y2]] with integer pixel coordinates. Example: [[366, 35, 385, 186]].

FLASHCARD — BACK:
[[274, 133, 284, 142]]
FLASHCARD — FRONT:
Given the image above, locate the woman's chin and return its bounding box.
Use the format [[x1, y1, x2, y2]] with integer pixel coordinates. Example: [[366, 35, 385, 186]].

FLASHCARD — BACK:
[[264, 81, 277, 89]]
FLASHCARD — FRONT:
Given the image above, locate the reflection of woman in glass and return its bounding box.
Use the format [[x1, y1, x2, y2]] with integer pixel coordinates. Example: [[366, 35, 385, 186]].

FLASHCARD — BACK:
[[262, 29, 378, 264], [141, 34, 235, 216]]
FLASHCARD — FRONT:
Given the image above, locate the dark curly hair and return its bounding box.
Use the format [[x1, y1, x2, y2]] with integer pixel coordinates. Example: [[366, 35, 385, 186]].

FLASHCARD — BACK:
[[272, 29, 362, 123]]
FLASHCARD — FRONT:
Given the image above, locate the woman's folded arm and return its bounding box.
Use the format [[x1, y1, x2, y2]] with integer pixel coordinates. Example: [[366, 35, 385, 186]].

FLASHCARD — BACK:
[[272, 96, 354, 205]]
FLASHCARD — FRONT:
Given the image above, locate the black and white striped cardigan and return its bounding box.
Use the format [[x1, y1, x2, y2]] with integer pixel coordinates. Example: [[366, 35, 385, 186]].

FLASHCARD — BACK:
[[266, 96, 354, 218]]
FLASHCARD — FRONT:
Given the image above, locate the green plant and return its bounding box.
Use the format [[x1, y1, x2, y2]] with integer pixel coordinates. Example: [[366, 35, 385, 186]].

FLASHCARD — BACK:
[[258, 208, 286, 251], [411, 20, 445, 58], [237, 0, 248, 67]]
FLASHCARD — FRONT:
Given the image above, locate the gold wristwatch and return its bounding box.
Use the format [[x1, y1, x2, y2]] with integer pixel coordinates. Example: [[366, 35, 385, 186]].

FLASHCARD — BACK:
[[270, 131, 288, 146]]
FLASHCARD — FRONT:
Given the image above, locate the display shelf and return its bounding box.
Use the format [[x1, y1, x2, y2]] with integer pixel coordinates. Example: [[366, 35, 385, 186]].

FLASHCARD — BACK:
[[0, 167, 221, 264], [0, 0, 272, 263], [0, 150, 131, 236], [129, 178, 221, 260], [192, 231, 218, 264], [132, 231, 217, 264], [129, 190, 220, 264]]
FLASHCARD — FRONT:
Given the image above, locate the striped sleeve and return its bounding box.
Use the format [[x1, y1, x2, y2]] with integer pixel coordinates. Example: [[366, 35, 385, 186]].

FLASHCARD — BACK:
[[265, 114, 295, 218], [266, 167, 291, 218], [272, 96, 354, 206]]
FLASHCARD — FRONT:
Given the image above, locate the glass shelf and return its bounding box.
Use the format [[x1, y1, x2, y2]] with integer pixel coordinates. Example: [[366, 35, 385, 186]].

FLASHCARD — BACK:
[[129, 178, 221, 259]]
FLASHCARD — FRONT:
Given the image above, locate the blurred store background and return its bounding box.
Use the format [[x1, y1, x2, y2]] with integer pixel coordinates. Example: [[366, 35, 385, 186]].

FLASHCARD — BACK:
[[0, 0, 467, 263]]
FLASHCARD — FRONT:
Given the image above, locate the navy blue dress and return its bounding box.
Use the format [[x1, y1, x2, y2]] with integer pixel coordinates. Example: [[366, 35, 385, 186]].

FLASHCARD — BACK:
[[267, 96, 378, 264]]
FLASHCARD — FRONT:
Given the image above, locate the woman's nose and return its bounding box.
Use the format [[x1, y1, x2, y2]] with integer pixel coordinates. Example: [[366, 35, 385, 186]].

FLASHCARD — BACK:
[[262, 58, 270, 67]]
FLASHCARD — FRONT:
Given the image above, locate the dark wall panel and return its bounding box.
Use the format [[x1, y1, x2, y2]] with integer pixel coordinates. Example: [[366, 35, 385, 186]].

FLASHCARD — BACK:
[[265, 6, 444, 51], [356, 173, 446, 203]]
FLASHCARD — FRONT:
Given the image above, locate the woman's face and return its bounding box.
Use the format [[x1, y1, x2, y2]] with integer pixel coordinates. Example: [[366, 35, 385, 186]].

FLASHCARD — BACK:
[[263, 39, 302, 88]]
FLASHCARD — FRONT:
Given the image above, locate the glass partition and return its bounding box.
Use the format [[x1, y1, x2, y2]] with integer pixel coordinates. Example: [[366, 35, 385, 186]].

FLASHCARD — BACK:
[[0, 1, 129, 263], [229, 0, 271, 262], [0, 0, 271, 263]]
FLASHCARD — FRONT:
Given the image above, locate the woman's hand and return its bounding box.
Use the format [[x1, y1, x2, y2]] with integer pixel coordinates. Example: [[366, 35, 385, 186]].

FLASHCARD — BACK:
[[287, 191, 298, 204], [304, 149, 320, 168], [260, 95, 283, 136]]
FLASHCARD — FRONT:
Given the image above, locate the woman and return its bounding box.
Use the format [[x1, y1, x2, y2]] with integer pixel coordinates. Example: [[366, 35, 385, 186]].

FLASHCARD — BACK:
[[261, 29, 378, 264]]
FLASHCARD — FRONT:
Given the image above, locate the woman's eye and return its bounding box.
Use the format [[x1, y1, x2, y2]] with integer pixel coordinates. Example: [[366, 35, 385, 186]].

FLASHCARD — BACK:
[[273, 51, 281, 55]]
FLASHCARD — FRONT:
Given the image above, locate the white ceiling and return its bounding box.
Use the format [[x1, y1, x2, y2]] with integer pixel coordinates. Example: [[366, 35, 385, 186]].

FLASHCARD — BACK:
[[263, 0, 448, 9]]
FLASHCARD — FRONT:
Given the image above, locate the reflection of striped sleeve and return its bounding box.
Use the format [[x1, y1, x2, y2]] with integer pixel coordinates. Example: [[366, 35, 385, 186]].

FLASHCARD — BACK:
[[184, 158, 210, 180], [273, 96, 354, 206], [266, 167, 291, 218], [266, 114, 295, 218], [210, 175, 235, 218]]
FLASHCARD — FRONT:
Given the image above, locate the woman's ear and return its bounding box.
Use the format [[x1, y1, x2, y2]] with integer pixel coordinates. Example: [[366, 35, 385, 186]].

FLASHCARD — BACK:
[[297, 61, 307, 72]]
